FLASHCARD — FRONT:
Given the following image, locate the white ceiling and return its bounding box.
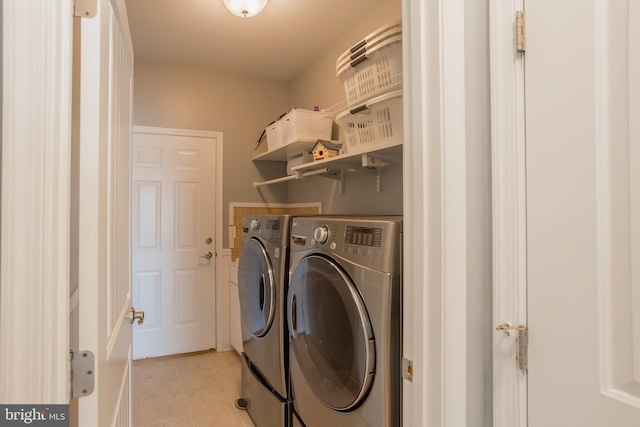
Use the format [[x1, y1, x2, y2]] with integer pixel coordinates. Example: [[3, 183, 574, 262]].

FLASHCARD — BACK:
[[124, 0, 388, 81]]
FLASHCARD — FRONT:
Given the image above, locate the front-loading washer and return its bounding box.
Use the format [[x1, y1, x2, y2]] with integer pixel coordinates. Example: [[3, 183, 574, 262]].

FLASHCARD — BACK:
[[238, 214, 291, 427], [287, 216, 402, 427]]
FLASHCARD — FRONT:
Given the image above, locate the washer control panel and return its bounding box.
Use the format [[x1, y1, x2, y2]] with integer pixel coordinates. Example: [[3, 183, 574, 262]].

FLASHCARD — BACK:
[[264, 218, 282, 232], [243, 215, 289, 245]]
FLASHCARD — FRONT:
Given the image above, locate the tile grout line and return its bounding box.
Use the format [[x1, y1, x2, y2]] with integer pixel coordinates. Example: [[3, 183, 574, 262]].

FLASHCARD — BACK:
[[174, 359, 190, 426]]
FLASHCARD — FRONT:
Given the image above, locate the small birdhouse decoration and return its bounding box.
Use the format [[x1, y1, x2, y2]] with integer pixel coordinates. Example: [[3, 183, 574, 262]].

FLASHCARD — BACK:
[[311, 140, 341, 161]]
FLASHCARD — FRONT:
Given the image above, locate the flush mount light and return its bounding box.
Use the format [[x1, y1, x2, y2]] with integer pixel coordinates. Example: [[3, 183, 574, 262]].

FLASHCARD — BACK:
[[222, 0, 269, 18]]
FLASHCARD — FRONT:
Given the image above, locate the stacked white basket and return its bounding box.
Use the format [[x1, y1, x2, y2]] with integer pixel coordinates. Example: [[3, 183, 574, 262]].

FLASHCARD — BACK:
[[280, 108, 333, 146], [335, 20, 403, 155], [265, 108, 333, 151], [336, 90, 402, 154]]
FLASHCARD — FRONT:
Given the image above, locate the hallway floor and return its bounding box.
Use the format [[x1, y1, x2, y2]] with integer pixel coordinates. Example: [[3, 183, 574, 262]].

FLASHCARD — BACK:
[[132, 350, 254, 427]]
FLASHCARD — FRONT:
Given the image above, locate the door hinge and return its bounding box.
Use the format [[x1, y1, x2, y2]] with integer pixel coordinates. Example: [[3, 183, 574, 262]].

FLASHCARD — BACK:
[[517, 327, 528, 371], [74, 0, 97, 18], [515, 11, 526, 53], [496, 323, 528, 371], [70, 350, 95, 398]]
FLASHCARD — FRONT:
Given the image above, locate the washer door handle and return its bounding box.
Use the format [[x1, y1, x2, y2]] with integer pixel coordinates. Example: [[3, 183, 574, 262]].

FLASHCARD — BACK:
[[289, 293, 298, 338], [259, 275, 266, 312]]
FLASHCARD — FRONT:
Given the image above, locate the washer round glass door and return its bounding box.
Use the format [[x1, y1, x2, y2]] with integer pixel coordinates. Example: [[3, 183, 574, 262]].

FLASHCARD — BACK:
[[288, 254, 375, 411], [238, 237, 276, 338]]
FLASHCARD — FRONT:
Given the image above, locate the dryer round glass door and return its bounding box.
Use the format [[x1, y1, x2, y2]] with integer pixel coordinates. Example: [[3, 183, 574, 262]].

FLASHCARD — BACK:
[[288, 255, 375, 411], [238, 237, 276, 338]]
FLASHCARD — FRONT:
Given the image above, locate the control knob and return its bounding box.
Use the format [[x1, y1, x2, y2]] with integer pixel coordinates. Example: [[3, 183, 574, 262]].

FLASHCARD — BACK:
[[314, 225, 330, 244], [250, 219, 260, 232]]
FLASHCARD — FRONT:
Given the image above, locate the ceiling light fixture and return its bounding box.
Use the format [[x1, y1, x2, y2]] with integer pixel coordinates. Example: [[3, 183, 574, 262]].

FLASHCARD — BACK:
[[222, 0, 269, 18]]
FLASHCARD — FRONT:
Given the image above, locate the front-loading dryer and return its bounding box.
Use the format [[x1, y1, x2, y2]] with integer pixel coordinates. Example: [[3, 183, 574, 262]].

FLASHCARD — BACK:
[[287, 216, 402, 427], [238, 214, 291, 427]]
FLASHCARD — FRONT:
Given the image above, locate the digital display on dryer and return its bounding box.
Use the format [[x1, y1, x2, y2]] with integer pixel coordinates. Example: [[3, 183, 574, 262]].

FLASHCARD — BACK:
[[265, 219, 281, 231], [345, 226, 383, 247]]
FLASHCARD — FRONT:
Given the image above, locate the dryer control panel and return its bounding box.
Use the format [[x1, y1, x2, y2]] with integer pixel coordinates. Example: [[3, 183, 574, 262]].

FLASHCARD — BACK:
[[345, 226, 383, 247], [290, 216, 402, 274]]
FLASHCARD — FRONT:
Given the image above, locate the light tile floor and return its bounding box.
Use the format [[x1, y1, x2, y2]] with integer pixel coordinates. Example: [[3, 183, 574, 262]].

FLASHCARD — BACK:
[[132, 351, 255, 427]]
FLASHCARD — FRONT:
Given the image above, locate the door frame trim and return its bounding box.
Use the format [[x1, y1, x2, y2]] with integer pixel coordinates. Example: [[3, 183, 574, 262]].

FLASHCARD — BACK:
[[0, 0, 73, 403], [489, 0, 528, 426], [131, 125, 225, 350], [402, 0, 472, 425]]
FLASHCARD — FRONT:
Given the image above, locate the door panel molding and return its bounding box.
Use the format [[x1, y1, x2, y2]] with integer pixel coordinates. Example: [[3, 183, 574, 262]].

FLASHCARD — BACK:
[[0, 0, 73, 404], [594, 0, 640, 405], [134, 182, 162, 250], [133, 271, 161, 328]]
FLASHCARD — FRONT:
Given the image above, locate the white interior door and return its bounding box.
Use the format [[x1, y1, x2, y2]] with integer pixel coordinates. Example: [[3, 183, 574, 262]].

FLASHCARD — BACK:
[[525, 0, 640, 424], [76, 0, 136, 425], [132, 127, 218, 359]]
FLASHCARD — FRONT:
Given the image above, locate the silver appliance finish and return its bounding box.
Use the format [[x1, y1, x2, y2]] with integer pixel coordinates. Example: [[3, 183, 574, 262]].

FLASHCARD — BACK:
[[287, 216, 402, 427], [238, 214, 291, 427], [241, 354, 290, 425]]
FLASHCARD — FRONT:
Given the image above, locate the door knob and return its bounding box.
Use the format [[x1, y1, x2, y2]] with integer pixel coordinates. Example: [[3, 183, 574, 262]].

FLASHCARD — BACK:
[[129, 308, 145, 325], [200, 251, 213, 260]]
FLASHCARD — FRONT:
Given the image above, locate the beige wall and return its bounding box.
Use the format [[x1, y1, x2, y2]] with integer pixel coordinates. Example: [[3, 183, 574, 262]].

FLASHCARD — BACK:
[[285, 0, 404, 215], [132, 61, 290, 240]]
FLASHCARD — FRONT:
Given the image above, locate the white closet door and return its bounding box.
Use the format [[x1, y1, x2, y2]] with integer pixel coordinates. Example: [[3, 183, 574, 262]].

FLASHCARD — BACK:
[[132, 127, 218, 359], [525, 0, 640, 425]]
